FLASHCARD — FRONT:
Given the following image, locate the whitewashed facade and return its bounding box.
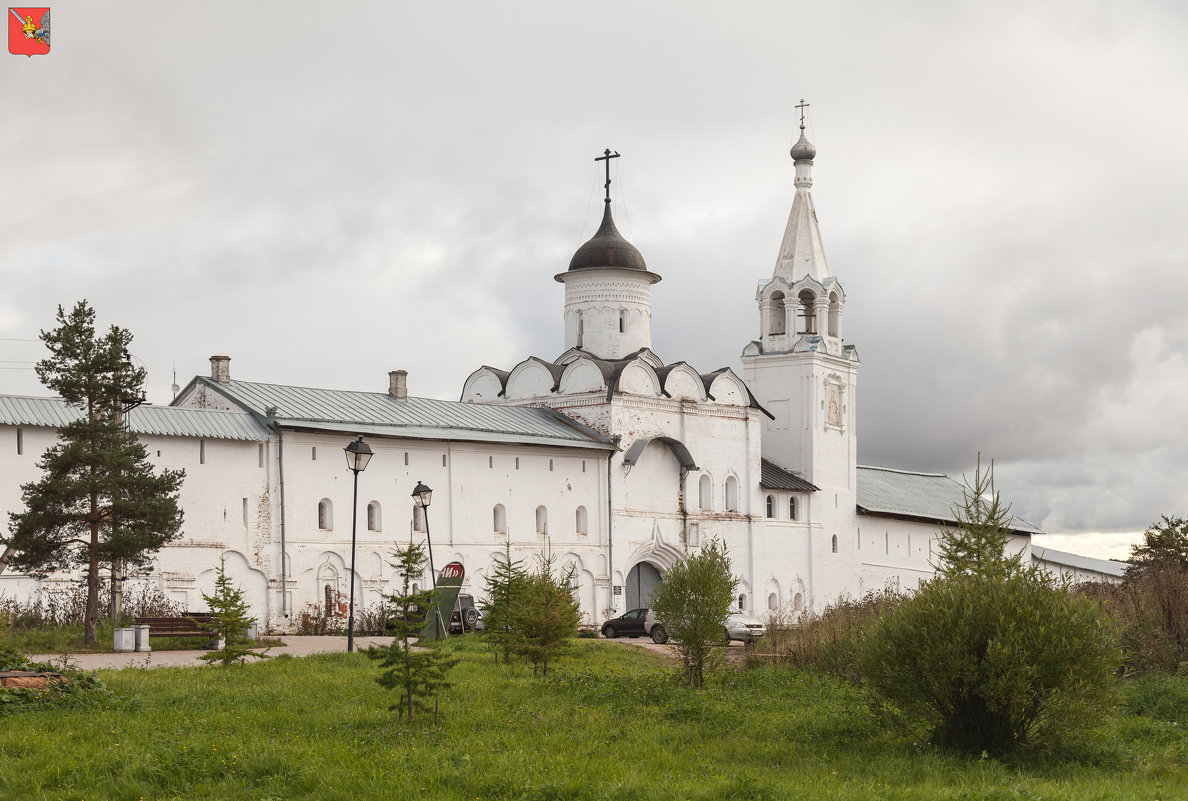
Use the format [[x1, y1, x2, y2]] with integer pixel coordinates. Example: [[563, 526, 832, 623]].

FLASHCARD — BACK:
[[0, 129, 1125, 631]]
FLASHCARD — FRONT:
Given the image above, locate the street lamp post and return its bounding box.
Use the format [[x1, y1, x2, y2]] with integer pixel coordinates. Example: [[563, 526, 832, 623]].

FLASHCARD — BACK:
[[343, 436, 373, 653], [411, 481, 440, 639]]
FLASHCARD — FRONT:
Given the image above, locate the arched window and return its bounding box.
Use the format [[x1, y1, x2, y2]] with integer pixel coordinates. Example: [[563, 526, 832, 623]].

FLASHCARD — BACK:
[[831, 534, 838, 553], [767, 592, 778, 610], [738, 594, 746, 611], [765, 495, 775, 518], [493, 504, 507, 535], [577, 311, 584, 348], [789, 497, 797, 521], [768, 291, 786, 335], [318, 499, 333, 530], [535, 505, 548, 535], [828, 291, 840, 337], [412, 505, 426, 533], [797, 290, 816, 334], [366, 501, 381, 532], [793, 592, 803, 612], [725, 476, 739, 513], [698, 474, 712, 510], [576, 506, 588, 535]]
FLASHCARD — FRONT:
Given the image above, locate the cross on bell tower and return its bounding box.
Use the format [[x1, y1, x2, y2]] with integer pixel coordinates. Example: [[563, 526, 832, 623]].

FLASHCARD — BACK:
[[595, 149, 620, 204]]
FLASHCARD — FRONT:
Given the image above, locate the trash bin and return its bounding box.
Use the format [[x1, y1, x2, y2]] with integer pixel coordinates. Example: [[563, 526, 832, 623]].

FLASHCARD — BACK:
[[113, 627, 135, 653], [133, 624, 152, 652]]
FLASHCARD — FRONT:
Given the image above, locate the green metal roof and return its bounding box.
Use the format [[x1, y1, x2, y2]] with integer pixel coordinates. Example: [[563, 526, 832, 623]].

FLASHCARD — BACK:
[[0, 395, 270, 441], [856, 465, 1042, 534], [179, 378, 615, 451]]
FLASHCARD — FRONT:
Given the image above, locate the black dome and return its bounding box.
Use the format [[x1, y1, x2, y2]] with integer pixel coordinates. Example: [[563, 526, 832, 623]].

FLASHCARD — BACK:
[[568, 203, 648, 272]]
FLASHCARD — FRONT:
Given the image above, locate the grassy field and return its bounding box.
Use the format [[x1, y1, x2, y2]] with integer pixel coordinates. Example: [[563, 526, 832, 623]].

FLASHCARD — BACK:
[[1, 637, 1186, 800]]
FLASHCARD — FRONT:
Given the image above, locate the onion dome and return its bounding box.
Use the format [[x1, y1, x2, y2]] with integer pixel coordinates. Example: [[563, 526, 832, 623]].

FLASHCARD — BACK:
[[790, 129, 816, 162], [567, 202, 648, 272]]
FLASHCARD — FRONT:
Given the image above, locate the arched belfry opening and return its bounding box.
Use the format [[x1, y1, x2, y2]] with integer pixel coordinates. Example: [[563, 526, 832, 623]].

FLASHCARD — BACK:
[[797, 290, 817, 334], [768, 291, 787, 335]]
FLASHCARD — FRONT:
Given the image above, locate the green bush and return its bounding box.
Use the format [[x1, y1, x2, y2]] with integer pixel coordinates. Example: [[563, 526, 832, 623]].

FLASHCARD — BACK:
[[859, 568, 1121, 753]]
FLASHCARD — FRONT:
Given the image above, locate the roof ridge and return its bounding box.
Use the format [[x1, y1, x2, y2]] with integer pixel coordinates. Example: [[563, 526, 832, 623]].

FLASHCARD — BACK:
[[857, 464, 947, 478]]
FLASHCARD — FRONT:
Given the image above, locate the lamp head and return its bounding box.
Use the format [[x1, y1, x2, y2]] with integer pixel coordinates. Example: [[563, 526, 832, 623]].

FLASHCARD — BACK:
[[344, 436, 373, 473]]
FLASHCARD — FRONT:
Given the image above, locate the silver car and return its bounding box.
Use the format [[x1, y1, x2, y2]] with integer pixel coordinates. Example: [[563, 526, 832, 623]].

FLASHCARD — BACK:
[[724, 608, 766, 643]]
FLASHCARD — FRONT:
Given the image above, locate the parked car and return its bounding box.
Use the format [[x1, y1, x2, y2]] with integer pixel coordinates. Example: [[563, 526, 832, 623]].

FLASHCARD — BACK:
[[600, 608, 667, 643], [448, 593, 483, 634], [724, 608, 766, 643]]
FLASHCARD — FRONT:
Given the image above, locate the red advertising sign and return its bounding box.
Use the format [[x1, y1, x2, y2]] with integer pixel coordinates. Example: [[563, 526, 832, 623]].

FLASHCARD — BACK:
[[439, 562, 464, 581], [9, 7, 49, 57]]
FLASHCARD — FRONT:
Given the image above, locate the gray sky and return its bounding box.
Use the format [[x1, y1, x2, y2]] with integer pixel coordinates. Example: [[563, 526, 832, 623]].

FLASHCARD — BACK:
[[4, 1, 1186, 556]]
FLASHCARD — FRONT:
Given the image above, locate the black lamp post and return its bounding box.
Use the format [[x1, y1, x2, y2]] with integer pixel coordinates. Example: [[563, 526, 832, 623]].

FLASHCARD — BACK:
[[411, 480, 441, 639], [344, 436, 373, 653]]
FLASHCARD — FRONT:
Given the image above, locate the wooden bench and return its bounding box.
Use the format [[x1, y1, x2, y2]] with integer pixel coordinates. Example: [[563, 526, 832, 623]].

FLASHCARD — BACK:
[[134, 613, 215, 639]]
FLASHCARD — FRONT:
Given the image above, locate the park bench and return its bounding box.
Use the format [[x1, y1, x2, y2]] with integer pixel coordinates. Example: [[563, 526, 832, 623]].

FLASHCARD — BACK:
[[134, 613, 216, 642]]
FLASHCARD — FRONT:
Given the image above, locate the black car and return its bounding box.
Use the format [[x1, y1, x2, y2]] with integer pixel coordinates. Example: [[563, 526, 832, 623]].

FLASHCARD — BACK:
[[448, 593, 482, 633], [600, 608, 667, 643]]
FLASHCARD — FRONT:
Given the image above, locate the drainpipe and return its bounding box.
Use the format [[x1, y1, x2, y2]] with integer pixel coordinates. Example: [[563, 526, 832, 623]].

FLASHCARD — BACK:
[[274, 423, 288, 620], [606, 437, 619, 615]]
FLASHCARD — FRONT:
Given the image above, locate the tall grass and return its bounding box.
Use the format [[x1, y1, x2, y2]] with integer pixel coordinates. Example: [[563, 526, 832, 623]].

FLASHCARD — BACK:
[[2, 636, 1184, 800], [758, 585, 907, 680]]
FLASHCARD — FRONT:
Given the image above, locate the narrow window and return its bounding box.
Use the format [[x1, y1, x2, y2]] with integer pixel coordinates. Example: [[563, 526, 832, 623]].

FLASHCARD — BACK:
[[738, 594, 746, 611], [576, 506, 588, 535], [312, 446, 317, 461], [16, 428, 22, 455], [404, 452, 409, 466], [699, 474, 712, 510], [242, 498, 249, 527], [442, 454, 447, 467], [535, 505, 548, 535], [619, 309, 625, 333], [515, 457, 520, 470], [367, 501, 381, 532], [258, 443, 264, 468], [549, 459, 554, 472], [157, 450, 161, 457], [688, 523, 700, 548], [413, 505, 426, 533], [725, 476, 739, 512], [789, 497, 797, 521], [489, 456, 493, 468], [200, 439, 206, 465], [831, 534, 838, 553], [582, 460, 586, 473], [577, 312, 584, 348], [493, 504, 507, 535], [318, 499, 332, 530], [884, 531, 889, 554], [765, 495, 775, 518]]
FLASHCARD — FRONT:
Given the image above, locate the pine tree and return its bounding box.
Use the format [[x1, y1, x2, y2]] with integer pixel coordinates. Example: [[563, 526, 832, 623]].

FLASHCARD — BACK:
[[933, 455, 1023, 580], [480, 541, 529, 664], [515, 549, 580, 676], [198, 557, 270, 666], [367, 538, 458, 719], [3, 301, 184, 644]]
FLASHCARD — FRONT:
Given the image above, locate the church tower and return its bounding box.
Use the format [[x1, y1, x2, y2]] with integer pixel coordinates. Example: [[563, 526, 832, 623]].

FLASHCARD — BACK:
[[555, 150, 662, 359], [741, 108, 859, 496]]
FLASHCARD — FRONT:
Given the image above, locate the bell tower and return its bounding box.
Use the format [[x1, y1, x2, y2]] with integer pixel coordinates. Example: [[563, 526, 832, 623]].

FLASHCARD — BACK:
[[741, 105, 859, 496]]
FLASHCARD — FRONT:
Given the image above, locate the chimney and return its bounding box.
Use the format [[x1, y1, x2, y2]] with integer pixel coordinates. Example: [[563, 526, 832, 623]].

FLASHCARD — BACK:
[[389, 370, 408, 400], [210, 355, 231, 383]]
